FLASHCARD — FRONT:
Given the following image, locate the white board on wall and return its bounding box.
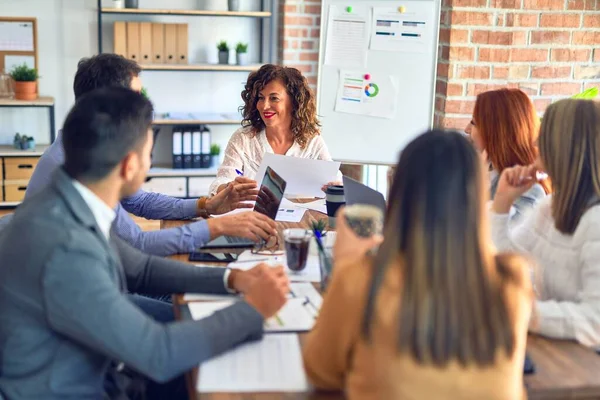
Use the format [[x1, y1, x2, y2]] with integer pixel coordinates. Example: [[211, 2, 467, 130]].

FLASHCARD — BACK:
[[317, 0, 441, 164]]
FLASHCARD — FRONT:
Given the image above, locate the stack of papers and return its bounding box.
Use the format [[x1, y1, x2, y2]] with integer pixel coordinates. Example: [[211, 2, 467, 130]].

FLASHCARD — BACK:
[[197, 334, 309, 393], [188, 297, 317, 332], [294, 198, 327, 214]]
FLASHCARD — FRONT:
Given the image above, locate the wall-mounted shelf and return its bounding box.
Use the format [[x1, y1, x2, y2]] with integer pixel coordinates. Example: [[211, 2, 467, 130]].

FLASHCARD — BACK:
[[153, 119, 240, 126], [0, 97, 55, 106], [148, 166, 219, 178], [140, 63, 262, 72], [101, 8, 272, 18], [0, 145, 50, 157], [0, 201, 20, 208]]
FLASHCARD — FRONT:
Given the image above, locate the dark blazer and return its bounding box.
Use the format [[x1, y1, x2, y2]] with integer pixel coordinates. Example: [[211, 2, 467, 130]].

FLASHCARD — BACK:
[[0, 169, 263, 399]]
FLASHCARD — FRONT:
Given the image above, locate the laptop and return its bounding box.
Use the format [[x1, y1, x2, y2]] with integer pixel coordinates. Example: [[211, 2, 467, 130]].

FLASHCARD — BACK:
[[342, 176, 387, 214], [200, 166, 287, 249]]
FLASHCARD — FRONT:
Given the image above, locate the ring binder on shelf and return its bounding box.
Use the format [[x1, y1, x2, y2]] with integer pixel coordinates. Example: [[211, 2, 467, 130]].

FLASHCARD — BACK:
[[172, 128, 183, 169]]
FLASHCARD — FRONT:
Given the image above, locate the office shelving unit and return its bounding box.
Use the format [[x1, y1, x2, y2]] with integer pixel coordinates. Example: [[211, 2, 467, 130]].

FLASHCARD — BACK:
[[96, 1, 276, 195]]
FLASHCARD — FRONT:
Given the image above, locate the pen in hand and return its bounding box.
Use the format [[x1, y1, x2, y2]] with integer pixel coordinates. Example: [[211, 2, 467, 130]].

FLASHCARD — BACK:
[[235, 169, 243, 176]]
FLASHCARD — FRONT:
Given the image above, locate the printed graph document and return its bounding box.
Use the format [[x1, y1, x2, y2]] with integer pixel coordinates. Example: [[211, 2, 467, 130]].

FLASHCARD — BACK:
[[189, 298, 316, 332], [255, 153, 341, 198], [324, 5, 370, 68], [335, 70, 399, 119], [370, 7, 433, 53], [197, 334, 309, 393]]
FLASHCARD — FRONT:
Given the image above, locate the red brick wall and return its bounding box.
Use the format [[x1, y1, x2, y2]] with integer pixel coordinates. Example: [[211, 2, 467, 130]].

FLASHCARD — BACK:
[[435, 3, 600, 130], [278, 0, 322, 88], [277, 1, 600, 127]]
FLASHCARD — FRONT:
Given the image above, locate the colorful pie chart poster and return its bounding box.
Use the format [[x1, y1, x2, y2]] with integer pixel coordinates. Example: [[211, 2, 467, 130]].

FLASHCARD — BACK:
[[334, 70, 399, 119]]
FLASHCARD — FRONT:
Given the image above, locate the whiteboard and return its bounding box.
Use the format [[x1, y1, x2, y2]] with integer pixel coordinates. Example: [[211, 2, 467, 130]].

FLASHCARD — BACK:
[[317, 0, 441, 164]]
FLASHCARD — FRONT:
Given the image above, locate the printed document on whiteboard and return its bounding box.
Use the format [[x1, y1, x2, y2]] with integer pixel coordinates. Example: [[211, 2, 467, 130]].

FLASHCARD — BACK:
[[324, 5, 371, 68], [335, 70, 399, 119], [197, 334, 309, 392], [369, 7, 433, 53]]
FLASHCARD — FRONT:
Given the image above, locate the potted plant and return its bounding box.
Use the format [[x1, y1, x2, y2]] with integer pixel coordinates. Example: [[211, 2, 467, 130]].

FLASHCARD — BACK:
[[228, 0, 241, 11], [13, 133, 35, 150], [141, 87, 149, 100], [217, 41, 229, 65], [235, 42, 248, 66], [210, 144, 221, 167], [310, 219, 328, 238], [9, 64, 38, 101]]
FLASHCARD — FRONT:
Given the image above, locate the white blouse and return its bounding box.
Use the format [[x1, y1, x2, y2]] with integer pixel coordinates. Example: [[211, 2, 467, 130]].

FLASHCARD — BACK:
[[490, 196, 600, 347], [209, 126, 339, 195]]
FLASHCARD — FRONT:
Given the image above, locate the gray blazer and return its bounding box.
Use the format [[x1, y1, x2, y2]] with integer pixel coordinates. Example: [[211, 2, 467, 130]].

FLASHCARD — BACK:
[[0, 169, 263, 400]]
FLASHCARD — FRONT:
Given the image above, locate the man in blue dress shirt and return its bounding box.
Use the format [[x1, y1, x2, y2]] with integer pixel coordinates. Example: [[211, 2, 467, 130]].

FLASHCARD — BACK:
[[26, 54, 275, 256]]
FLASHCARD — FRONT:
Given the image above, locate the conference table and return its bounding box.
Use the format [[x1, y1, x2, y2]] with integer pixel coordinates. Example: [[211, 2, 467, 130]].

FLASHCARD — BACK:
[[163, 204, 600, 400]]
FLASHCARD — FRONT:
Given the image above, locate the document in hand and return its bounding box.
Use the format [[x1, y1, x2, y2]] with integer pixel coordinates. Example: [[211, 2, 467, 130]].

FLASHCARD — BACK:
[[189, 298, 317, 332], [255, 153, 341, 198], [197, 334, 309, 393]]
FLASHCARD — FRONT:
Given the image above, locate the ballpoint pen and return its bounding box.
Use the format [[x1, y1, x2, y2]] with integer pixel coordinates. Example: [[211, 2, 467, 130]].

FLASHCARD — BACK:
[[235, 169, 243, 176]]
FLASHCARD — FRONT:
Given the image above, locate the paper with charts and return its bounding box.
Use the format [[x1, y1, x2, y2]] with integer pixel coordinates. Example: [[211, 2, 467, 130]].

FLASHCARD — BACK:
[[369, 7, 433, 53], [324, 4, 370, 69], [335, 70, 399, 119], [197, 334, 309, 393], [188, 297, 317, 332], [254, 153, 341, 198]]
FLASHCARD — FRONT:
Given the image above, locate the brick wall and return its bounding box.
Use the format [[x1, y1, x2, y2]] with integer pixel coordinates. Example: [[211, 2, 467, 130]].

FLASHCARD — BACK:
[[278, 0, 322, 88], [435, 2, 600, 130]]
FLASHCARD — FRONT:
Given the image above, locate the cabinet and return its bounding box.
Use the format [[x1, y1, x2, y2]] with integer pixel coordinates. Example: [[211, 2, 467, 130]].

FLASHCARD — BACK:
[[0, 146, 47, 207]]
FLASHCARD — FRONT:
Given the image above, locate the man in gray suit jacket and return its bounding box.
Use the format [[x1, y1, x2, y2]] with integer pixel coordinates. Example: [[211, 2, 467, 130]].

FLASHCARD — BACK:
[[0, 87, 289, 400]]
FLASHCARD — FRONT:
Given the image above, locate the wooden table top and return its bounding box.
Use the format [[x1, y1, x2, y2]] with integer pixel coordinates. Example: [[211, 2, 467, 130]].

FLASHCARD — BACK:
[[164, 205, 600, 400]]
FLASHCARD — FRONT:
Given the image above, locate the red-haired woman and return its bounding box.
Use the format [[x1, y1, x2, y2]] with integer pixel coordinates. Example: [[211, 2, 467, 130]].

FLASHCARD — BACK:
[[209, 64, 341, 196], [465, 88, 550, 220]]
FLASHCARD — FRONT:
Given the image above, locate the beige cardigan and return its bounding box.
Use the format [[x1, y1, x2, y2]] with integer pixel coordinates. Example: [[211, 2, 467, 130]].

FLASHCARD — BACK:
[[303, 255, 532, 400]]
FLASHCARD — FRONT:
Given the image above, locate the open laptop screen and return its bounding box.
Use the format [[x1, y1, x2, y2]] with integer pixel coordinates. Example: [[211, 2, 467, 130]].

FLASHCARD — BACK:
[[254, 166, 287, 220]]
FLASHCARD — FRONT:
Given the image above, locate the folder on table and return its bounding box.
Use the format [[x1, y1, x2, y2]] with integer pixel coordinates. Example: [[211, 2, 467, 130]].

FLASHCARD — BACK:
[[176, 23, 188, 64], [172, 129, 183, 169], [151, 23, 165, 64], [139, 22, 152, 64], [113, 21, 127, 57], [201, 127, 211, 168], [182, 130, 193, 169], [192, 128, 202, 168], [126, 22, 140, 62], [164, 24, 177, 65]]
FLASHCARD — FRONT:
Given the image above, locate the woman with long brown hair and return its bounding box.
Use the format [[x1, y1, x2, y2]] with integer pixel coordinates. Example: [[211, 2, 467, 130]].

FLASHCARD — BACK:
[[209, 64, 340, 195], [466, 88, 550, 220], [304, 130, 532, 399], [491, 99, 600, 347]]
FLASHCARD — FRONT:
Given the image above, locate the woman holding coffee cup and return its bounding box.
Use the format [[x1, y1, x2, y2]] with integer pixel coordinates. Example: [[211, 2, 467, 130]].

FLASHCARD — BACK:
[[303, 130, 532, 399], [208, 64, 341, 196]]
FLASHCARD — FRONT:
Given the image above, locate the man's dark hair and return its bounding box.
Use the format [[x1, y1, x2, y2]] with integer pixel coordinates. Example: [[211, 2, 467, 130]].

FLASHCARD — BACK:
[[62, 87, 153, 182], [73, 54, 141, 100]]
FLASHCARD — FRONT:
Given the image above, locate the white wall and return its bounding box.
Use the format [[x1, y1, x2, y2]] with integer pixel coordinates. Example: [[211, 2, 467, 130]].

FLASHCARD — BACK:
[[0, 0, 270, 166]]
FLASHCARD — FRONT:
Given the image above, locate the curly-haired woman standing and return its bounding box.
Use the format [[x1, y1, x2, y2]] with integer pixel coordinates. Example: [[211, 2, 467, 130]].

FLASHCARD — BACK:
[[209, 64, 340, 195]]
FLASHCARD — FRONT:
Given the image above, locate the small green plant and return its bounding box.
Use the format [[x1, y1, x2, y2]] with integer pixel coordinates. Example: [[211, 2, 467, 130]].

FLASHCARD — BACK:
[[210, 143, 221, 156], [9, 63, 38, 82], [140, 87, 149, 100], [217, 41, 229, 52], [235, 42, 248, 54], [310, 219, 328, 237], [13, 133, 35, 150]]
